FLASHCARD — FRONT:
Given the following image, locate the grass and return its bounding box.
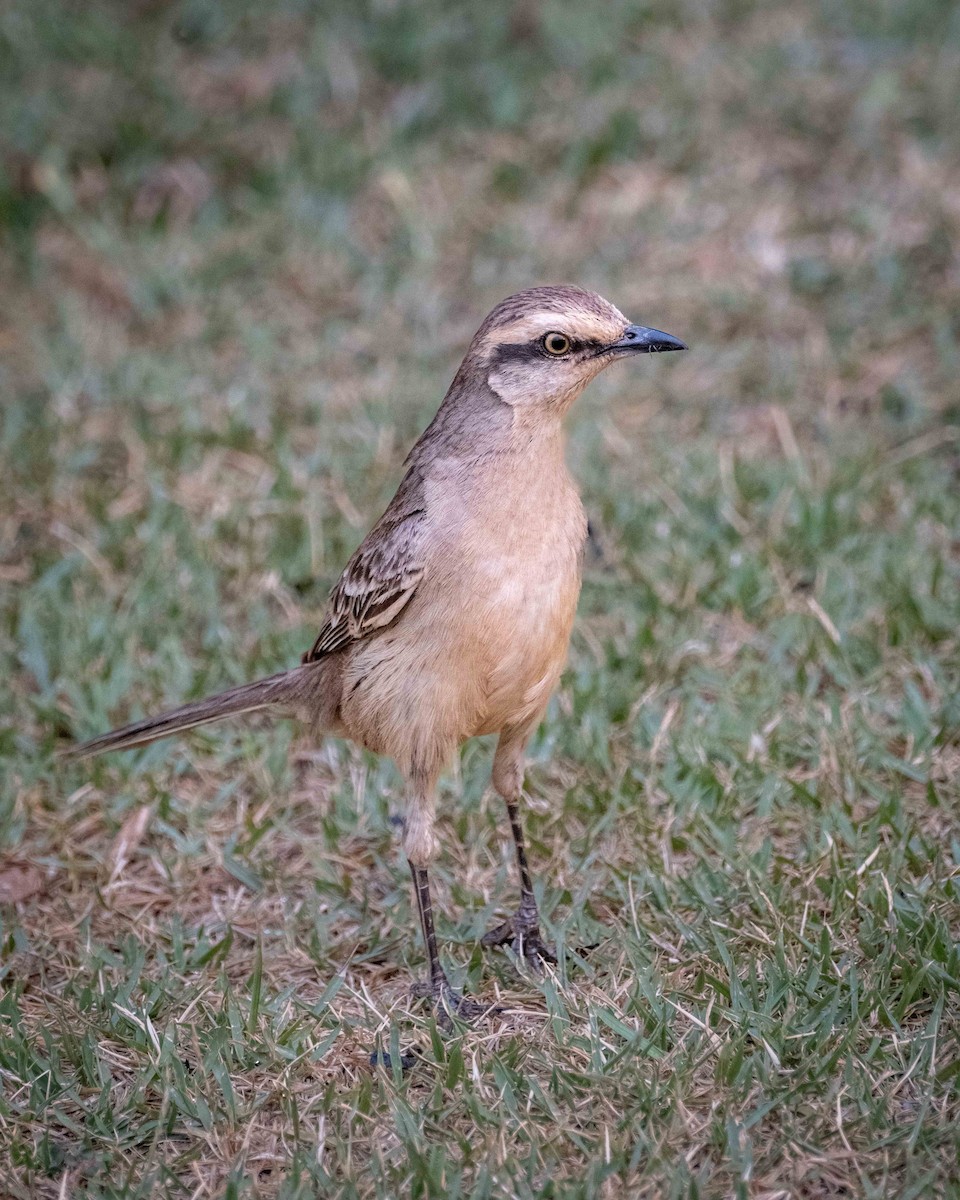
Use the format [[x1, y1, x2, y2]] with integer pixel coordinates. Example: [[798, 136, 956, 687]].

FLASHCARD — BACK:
[[1, 0, 960, 1195]]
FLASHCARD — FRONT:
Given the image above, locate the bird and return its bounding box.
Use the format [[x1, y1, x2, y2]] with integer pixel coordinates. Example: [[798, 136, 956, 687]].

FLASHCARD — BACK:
[[65, 285, 686, 1017]]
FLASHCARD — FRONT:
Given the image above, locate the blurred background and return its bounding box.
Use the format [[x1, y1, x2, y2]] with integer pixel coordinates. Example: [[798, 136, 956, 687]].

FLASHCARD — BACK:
[[3, 0, 958, 707], [2, 1, 959, 1195]]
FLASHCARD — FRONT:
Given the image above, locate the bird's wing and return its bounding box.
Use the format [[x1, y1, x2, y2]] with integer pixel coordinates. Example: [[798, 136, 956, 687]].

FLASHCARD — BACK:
[[302, 500, 428, 663]]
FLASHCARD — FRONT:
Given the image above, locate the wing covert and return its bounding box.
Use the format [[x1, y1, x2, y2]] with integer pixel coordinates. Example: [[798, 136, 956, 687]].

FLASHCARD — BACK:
[[302, 504, 427, 663]]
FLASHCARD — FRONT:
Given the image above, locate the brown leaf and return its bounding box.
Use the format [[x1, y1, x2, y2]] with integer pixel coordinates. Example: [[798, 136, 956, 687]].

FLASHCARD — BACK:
[[132, 159, 213, 228], [0, 862, 44, 904], [37, 228, 135, 319], [109, 805, 153, 882]]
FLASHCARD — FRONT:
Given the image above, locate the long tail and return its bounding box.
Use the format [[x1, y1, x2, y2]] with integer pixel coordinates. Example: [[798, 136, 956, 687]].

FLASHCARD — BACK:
[[63, 663, 335, 760]]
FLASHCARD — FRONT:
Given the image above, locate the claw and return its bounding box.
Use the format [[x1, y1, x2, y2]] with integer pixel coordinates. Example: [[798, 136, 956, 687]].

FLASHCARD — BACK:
[[370, 1046, 421, 1071], [481, 913, 557, 971], [411, 976, 501, 1027]]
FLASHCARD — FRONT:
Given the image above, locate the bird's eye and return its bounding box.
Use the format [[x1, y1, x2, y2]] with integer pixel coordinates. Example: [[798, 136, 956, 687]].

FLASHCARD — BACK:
[[542, 332, 571, 356]]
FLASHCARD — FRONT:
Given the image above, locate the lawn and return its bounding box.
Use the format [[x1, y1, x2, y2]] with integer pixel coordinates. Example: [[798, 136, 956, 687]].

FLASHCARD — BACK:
[[1, 0, 959, 1196]]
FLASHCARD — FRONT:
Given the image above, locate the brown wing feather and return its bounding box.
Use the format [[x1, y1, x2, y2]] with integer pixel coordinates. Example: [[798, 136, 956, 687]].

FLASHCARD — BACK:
[[303, 373, 509, 665], [302, 496, 428, 663]]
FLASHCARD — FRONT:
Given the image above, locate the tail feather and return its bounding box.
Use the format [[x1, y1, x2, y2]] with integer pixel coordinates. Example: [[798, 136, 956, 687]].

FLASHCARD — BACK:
[[63, 666, 321, 760]]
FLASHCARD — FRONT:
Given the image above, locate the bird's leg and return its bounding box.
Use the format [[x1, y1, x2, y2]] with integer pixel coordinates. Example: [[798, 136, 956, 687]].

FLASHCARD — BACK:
[[481, 798, 557, 969], [403, 782, 492, 1022], [482, 733, 556, 970], [408, 863, 491, 1022]]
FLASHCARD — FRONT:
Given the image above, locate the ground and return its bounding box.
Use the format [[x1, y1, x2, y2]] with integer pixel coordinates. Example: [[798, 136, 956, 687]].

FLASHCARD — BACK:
[[1, 1, 959, 1196]]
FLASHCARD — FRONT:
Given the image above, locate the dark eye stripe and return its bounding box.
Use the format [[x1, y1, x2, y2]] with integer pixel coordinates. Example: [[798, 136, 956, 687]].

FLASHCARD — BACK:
[[491, 335, 605, 366], [542, 336, 602, 358]]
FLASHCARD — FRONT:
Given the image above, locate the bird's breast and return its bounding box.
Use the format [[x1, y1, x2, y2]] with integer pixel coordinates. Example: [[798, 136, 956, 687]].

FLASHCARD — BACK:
[[338, 453, 587, 775], [441, 469, 587, 735]]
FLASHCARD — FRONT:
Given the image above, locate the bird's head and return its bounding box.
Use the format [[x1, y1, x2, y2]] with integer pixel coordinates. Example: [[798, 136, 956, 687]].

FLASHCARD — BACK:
[[469, 285, 686, 413]]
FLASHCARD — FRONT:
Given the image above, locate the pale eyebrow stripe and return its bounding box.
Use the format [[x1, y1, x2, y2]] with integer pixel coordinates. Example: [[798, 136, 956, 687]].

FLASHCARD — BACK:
[[481, 312, 622, 350]]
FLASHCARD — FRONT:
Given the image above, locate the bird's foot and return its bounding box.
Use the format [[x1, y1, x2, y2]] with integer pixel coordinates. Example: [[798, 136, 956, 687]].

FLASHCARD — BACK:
[[411, 974, 500, 1027], [369, 1046, 421, 1072], [481, 911, 557, 972]]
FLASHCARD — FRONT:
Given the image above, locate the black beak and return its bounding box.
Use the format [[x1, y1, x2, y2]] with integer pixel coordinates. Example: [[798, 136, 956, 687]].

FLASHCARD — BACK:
[[611, 323, 687, 354]]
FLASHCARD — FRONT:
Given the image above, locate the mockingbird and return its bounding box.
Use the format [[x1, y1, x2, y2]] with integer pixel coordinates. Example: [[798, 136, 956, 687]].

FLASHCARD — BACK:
[[66, 285, 686, 1016]]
